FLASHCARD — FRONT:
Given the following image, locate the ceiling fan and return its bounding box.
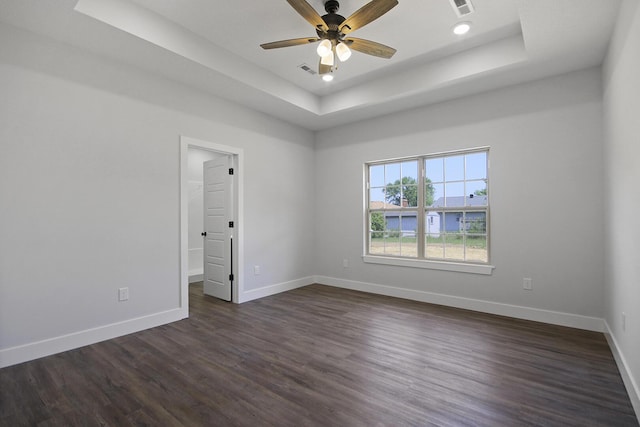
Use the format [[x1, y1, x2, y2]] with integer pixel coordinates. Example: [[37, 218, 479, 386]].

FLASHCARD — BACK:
[[261, 0, 398, 79]]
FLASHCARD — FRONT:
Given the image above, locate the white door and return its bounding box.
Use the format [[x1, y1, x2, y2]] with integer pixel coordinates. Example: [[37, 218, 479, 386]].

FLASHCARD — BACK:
[[203, 156, 233, 301]]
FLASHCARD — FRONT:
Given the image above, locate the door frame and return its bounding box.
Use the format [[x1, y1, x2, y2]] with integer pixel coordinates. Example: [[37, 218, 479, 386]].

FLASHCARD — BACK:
[[180, 136, 244, 313]]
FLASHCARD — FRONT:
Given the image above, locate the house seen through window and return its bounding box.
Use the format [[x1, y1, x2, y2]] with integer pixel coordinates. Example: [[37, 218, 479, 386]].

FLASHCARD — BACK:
[[366, 148, 489, 264]]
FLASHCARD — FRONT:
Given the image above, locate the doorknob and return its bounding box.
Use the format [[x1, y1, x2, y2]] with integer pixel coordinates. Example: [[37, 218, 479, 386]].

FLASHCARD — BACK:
[[201, 232, 207, 237]]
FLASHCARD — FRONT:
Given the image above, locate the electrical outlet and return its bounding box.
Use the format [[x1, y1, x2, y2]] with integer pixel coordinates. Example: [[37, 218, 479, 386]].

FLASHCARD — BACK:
[[343, 259, 349, 268], [118, 287, 129, 301], [622, 312, 626, 332], [523, 278, 532, 290], [253, 265, 260, 275]]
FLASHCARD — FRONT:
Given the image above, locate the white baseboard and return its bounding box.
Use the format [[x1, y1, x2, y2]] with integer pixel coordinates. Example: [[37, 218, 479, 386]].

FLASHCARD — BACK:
[[239, 276, 314, 303], [0, 309, 186, 369], [189, 272, 203, 283], [604, 321, 640, 421], [314, 276, 605, 332]]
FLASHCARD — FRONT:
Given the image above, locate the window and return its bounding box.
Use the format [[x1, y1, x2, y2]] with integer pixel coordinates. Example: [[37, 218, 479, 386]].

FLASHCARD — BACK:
[[365, 148, 491, 273]]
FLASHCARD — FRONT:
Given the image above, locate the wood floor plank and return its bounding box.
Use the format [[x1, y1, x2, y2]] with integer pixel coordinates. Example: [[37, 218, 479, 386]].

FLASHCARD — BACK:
[[1, 283, 637, 426]]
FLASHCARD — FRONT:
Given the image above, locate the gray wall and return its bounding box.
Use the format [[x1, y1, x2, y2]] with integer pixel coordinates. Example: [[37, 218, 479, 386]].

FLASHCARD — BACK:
[[0, 24, 315, 355], [603, 0, 640, 413], [315, 67, 605, 319]]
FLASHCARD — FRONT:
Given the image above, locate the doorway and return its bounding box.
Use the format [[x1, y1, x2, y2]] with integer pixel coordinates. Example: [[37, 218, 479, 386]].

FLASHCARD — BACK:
[[180, 136, 244, 314]]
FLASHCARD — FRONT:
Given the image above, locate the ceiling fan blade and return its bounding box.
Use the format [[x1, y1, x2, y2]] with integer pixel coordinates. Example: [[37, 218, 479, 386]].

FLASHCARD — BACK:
[[261, 37, 320, 49], [286, 0, 328, 31], [343, 37, 396, 59], [319, 60, 332, 75], [340, 0, 398, 34]]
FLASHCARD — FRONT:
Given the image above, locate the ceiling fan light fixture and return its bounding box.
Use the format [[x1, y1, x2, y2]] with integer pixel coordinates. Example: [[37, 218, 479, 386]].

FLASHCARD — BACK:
[[336, 42, 352, 62], [320, 52, 334, 66], [453, 22, 471, 35], [322, 74, 334, 82], [317, 39, 332, 57]]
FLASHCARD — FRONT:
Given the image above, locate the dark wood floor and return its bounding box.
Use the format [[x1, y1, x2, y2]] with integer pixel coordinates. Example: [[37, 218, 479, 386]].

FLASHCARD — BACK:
[[1, 283, 637, 426]]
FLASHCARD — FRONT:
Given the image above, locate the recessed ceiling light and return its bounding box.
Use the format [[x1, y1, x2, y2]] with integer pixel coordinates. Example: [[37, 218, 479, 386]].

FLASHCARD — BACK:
[[453, 22, 471, 35], [322, 74, 334, 82]]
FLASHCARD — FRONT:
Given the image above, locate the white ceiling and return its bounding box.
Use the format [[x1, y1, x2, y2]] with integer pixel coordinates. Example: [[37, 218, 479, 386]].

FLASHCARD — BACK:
[[127, 0, 522, 95], [0, 0, 622, 131]]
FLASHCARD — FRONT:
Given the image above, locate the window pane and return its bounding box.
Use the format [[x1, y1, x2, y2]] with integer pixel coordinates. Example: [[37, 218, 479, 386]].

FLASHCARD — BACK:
[[443, 212, 460, 233], [425, 158, 444, 183], [466, 236, 488, 263], [385, 162, 401, 185], [466, 152, 487, 180], [383, 236, 401, 256], [466, 180, 488, 204], [385, 185, 402, 207], [369, 230, 385, 255], [369, 212, 400, 255], [425, 211, 443, 259], [427, 183, 443, 208], [445, 155, 464, 181], [399, 213, 417, 257], [370, 164, 385, 188], [382, 213, 400, 255], [425, 211, 441, 234], [382, 162, 402, 207], [369, 212, 419, 257], [369, 187, 386, 209], [397, 160, 418, 208], [399, 213, 417, 235], [463, 212, 487, 235], [369, 212, 386, 233], [401, 161, 418, 181], [463, 212, 487, 262], [369, 211, 388, 255], [426, 235, 444, 259], [445, 182, 464, 205], [444, 233, 465, 261], [402, 184, 418, 207], [385, 212, 400, 233], [384, 212, 418, 257]]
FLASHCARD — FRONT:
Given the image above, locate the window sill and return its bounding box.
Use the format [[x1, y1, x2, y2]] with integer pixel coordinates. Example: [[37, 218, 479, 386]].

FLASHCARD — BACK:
[[362, 255, 495, 275]]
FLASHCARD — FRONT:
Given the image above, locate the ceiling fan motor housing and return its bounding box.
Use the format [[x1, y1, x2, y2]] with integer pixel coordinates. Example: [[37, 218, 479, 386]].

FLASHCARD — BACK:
[[320, 0, 346, 38], [324, 0, 340, 14]]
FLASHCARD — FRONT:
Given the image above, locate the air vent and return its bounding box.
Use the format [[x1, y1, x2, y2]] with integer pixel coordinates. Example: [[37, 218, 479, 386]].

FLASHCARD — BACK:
[[449, 0, 474, 17], [298, 64, 317, 75]]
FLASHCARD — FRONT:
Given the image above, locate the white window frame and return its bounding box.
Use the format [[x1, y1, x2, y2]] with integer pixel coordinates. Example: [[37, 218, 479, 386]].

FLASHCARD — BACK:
[[363, 147, 494, 275]]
